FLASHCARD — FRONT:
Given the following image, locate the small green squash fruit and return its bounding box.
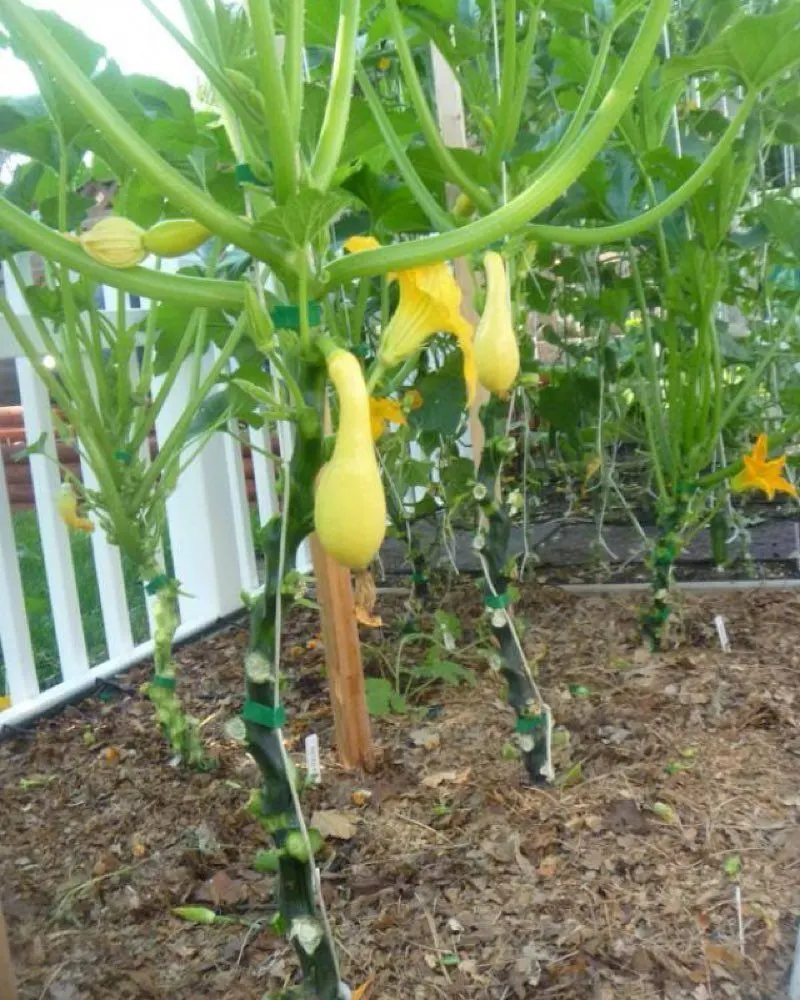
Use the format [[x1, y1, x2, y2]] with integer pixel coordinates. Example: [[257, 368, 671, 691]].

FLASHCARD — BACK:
[[142, 219, 213, 257]]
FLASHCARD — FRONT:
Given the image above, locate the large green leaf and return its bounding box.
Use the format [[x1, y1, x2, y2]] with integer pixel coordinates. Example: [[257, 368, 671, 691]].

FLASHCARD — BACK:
[[664, 6, 800, 90], [0, 96, 59, 168], [409, 351, 467, 436], [254, 188, 360, 247]]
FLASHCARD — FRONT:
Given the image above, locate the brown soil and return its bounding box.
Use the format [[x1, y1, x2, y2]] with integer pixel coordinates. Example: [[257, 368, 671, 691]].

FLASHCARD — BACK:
[[1, 583, 798, 1000]]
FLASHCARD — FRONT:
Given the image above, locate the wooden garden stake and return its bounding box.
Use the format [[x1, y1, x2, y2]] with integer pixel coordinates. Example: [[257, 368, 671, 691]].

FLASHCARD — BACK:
[[0, 903, 19, 1000], [430, 44, 487, 465], [311, 535, 374, 771], [310, 396, 373, 771]]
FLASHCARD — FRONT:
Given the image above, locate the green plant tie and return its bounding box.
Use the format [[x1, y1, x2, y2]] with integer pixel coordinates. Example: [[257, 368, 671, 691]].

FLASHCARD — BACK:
[[516, 714, 545, 734], [150, 675, 176, 690], [484, 592, 510, 610], [242, 701, 286, 729], [270, 303, 322, 330], [653, 541, 677, 567], [351, 343, 370, 358], [411, 571, 427, 584], [145, 574, 172, 595], [113, 449, 132, 465], [234, 163, 268, 187]]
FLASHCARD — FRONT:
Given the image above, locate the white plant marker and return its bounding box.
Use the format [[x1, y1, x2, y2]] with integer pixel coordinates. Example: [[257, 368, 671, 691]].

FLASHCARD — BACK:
[[305, 733, 321, 785], [714, 614, 730, 653]]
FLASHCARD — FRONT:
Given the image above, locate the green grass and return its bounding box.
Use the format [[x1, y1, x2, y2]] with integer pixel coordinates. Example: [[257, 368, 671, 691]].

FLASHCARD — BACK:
[[1, 510, 150, 695]]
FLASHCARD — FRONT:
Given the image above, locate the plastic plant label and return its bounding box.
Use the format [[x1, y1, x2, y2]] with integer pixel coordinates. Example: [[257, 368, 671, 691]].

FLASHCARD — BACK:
[[714, 614, 731, 652], [305, 733, 322, 785]]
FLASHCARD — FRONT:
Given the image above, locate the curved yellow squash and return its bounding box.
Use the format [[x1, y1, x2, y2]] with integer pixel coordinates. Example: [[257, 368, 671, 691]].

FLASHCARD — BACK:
[[314, 350, 387, 570], [474, 251, 520, 396]]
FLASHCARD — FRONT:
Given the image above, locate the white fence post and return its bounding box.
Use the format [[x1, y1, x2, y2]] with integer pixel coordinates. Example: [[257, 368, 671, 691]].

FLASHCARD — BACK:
[[78, 457, 135, 661], [250, 423, 279, 529], [222, 428, 259, 593], [153, 357, 245, 623], [16, 357, 89, 682], [0, 457, 38, 705], [429, 45, 485, 466]]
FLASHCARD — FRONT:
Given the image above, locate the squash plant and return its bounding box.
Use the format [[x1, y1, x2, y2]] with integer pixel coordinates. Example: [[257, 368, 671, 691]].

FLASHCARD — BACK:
[[3, 0, 793, 994]]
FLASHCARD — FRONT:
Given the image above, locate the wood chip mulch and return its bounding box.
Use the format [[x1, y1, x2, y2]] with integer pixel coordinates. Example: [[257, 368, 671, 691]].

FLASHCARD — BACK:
[[1, 583, 798, 999]]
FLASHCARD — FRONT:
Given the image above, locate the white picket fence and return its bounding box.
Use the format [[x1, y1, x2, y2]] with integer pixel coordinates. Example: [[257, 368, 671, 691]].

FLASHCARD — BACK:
[[0, 254, 310, 732]]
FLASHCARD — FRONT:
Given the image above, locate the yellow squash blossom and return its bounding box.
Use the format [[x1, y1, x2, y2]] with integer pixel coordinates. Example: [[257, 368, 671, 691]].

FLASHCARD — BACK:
[[79, 216, 147, 268], [474, 251, 520, 396], [368, 389, 423, 440], [731, 434, 797, 500], [57, 485, 95, 533], [344, 236, 476, 404], [369, 396, 406, 440]]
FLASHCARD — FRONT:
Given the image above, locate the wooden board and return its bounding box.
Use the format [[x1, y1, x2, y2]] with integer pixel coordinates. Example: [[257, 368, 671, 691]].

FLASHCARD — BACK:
[[310, 535, 374, 771]]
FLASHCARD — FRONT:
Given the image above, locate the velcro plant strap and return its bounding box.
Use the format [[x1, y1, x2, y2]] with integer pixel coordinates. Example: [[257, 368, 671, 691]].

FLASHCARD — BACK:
[[484, 592, 510, 610], [113, 449, 133, 465], [516, 714, 545, 734], [145, 574, 172, 595], [271, 303, 322, 330], [242, 701, 286, 729], [411, 572, 428, 585], [234, 163, 268, 187], [151, 675, 176, 690]]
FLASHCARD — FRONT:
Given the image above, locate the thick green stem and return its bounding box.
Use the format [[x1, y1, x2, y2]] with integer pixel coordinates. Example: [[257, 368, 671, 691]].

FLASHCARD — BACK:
[[487, 0, 517, 167], [0, 198, 246, 308], [640, 490, 693, 650], [0, 0, 283, 268], [244, 361, 341, 999], [284, 0, 305, 139], [520, 91, 758, 247], [311, 0, 360, 190], [246, 0, 298, 201], [385, 0, 494, 213], [499, 1, 543, 168], [131, 313, 247, 508], [326, 0, 670, 284], [145, 573, 209, 767], [628, 241, 669, 498], [477, 398, 550, 784]]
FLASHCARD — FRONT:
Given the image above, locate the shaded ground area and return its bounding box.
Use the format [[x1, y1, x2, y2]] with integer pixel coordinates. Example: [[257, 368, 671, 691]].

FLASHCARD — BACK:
[[381, 507, 800, 584], [1, 584, 798, 999]]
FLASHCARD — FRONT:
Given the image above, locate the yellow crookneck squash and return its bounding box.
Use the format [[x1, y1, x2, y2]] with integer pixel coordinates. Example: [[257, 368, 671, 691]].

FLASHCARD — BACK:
[[474, 250, 520, 396], [314, 350, 387, 570]]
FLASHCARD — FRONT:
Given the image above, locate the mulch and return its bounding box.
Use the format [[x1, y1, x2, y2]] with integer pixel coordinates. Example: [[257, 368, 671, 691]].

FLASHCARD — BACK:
[[1, 582, 798, 1000]]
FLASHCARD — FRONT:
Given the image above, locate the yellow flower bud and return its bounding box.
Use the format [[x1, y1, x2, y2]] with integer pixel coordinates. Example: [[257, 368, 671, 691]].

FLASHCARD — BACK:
[[452, 192, 475, 219], [142, 219, 213, 257], [80, 216, 146, 268], [474, 251, 520, 396]]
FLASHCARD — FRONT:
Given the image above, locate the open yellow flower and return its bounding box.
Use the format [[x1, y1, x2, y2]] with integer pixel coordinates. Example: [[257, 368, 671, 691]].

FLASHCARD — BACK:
[[57, 485, 94, 533], [368, 390, 423, 440], [731, 434, 797, 501], [344, 236, 476, 404], [369, 396, 406, 440]]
